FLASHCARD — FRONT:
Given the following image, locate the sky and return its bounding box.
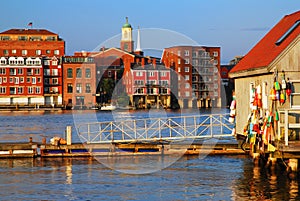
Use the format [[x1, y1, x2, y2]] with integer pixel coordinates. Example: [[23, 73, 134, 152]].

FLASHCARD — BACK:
[[0, 0, 299, 64]]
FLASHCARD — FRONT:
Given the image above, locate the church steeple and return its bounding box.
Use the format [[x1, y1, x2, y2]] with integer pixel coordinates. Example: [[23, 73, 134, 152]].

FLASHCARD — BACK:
[[134, 26, 143, 56], [120, 17, 134, 52]]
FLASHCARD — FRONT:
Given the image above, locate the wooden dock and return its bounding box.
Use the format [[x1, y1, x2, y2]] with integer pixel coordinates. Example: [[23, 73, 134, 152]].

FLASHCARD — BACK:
[[0, 141, 247, 158]]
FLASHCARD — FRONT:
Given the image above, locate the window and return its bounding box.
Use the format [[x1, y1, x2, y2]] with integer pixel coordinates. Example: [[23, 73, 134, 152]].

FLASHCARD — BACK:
[[27, 78, 30, 83], [9, 77, 13, 83], [67, 84, 73, 93], [76, 83, 82, 93], [213, 60, 218, 65], [67, 68, 73, 78], [10, 87, 16, 94], [18, 36, 27, 41], [3, 50, 8, 55], [213, 51, 218, 57], [185, 83, 190, 89], [28, 87, 34, 94], [9, 68, 16, 75], [3, 77, 7, 83], [178, 58, 181, 64], [14, 77, 19, 84], [148, 71, 155, 77], [34, 68, 40, 75], [52, 78, 58, 85], [54, 50, 60, 55], [0, 87, 6, 94], [44, 60, 50, 65], [136, 71, 143, 76], [22, 50, 27, 56], [108, 71, 112, 77], [177, 50, 181, 56], [159, 80, 168, 86], [291, 81, 300, 108], [185, 58, 189, 64], [46, 50, 51, 54], [18, 68, 23, 75], [184, 50, 189, 56], [35, 87, 41, 94], [276, 20, 300, 46], [135, 80, 144, 85], [185, 67, 189, 72], [185, 91, 190, 97], [0, 68, 5, 74], [185, 75, 189, 81], [52, 60, 58, 66], [76, 68, 82, 78], [178, 67, 181, 72], [20, 77, 24, 83], [160, 71, 167, 77], [85, 68, 91, 78], [37, 77, 41, 83], [44, 69, 50, 76], [0, 77, 2, 84], [27, 68, 33, 76], [86, 83, 91, 93], [52, 69, 58, 76], [32, 77, 36, 84], [12, 49, 16, 54], [18, 87, 23, 94], [36, 50, 41, 55]]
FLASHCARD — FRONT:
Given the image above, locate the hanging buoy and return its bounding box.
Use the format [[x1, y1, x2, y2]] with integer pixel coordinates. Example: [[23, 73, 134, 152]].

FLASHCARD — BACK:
[[275, 111, 279, 121], [282, 79, 286, 90], [276, 90, 280, 100], [270, 88, 276, 100], [274, 81, 281, 91], [280, 92, 285, 104], [286, 81, 292, 96]]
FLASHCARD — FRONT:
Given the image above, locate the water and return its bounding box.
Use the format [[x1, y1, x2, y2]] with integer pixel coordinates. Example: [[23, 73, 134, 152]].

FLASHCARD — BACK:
[[0, 109, 300, 200]]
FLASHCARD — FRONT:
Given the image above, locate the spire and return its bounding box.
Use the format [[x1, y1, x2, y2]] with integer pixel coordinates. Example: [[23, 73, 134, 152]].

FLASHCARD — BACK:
[[135, 26, 142, 52]]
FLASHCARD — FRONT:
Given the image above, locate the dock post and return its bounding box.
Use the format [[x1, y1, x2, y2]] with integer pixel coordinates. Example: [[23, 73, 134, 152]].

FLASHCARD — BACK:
[[66, 126, 72, 145], [289, 159, 298, 172], [252, 153, 260, 165]]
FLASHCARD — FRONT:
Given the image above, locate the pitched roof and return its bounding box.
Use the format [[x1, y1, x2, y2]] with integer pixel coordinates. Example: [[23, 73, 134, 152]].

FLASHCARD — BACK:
[[0, 29, 57, 35], [229, 10, 300, 76]]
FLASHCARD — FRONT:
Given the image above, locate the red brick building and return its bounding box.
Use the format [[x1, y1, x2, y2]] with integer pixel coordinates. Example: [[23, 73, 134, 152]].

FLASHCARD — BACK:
[[0, 57, 44, 106], [0, 28, 65, 107], [0, 29, 64, 57], [161, 46, 221, 108], [62, 56, 96, 109]]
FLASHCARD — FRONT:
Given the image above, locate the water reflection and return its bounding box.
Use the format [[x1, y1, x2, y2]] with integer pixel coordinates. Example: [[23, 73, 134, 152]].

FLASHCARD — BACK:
[[0, 156, 299, 200]]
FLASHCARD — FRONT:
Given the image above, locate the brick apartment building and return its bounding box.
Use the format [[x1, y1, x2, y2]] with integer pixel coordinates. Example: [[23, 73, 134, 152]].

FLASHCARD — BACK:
[[161, 46, 221, 108], [0, 28, 65, 107], [62, 55, 96, 109]]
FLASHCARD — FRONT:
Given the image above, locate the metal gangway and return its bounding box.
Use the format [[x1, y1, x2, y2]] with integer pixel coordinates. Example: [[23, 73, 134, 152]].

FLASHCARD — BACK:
[[76, 113, 235, 144]]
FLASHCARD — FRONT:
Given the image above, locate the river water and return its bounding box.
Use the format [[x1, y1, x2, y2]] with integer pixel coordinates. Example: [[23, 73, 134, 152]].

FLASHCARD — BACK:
[[0, 109, 299, 200]]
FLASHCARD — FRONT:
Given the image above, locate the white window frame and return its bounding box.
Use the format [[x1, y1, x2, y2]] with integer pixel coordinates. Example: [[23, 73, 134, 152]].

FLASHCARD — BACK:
[[291, 80, 300, 109]]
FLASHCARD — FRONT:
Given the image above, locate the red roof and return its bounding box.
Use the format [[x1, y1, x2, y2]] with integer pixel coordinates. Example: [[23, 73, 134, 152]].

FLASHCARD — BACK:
[[0, 29, 57, 35], [230, 10, 300, 74]]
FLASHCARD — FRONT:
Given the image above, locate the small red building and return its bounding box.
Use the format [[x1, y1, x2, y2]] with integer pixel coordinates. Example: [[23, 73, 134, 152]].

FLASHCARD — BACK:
[[62, 56, 96, 109]]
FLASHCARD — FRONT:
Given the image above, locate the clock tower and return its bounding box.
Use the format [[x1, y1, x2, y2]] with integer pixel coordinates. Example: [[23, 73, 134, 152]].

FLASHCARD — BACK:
[[120, 17, 134, 52]]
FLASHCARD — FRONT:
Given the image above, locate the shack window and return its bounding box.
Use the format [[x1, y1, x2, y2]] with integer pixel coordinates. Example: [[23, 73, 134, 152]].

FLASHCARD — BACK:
[[291, 81, 300, 108]]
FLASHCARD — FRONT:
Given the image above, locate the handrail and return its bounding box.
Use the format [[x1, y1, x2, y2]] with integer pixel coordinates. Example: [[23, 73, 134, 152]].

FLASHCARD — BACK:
[[76, 113, 235, 144]]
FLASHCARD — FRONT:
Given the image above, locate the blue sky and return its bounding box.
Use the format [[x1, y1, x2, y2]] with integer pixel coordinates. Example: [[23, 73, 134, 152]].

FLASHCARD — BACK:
[[0, 0, 299, 64]]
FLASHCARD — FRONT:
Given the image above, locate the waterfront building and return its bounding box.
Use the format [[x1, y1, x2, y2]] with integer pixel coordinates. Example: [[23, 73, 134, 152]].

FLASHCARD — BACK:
[[62, 55, 96, 109], [0, 57, 44, 106], [161, 46, 221, 108], [229, 10, 300, 145], [0, 29, 65, 57], [0, 28, 65, 107]]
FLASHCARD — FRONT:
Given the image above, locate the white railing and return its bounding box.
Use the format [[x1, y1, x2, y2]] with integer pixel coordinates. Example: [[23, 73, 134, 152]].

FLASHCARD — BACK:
[[76, 114, 235, 144]]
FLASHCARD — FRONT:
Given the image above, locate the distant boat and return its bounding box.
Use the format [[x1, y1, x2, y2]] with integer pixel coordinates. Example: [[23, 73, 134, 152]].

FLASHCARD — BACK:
[[100, 104, 117, 111]]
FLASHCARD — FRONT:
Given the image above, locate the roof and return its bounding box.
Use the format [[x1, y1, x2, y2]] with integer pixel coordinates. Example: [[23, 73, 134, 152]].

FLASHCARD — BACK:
[[0, 29, 58, 35], [229, 10, 300, 76]]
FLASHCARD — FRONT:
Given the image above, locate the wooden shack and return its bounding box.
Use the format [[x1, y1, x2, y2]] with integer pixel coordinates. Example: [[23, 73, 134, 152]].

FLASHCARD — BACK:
[[229, 11, 300, 169]]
